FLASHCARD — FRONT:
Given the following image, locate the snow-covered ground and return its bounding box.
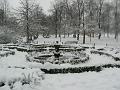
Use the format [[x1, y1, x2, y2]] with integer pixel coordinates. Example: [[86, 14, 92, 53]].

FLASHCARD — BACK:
[[0, 35, 120, 90], [41, 68, 120, 90], [0, 50, 28, 67], [35, 35, 120, 48], [1, 68, 120, 90]]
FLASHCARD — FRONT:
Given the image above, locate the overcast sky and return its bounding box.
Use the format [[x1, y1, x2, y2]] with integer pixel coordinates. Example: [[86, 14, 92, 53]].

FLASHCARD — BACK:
[[8, 0, 53, 14]]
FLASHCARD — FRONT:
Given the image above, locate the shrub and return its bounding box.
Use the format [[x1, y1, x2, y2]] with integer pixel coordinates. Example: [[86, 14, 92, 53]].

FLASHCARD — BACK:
[[0, 33, 18, 44], [0, 82, 5, 87], [0, 34, 12, 44]]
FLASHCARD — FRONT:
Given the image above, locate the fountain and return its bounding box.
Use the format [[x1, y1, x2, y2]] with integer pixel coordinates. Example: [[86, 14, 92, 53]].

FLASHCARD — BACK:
[[53, 42, 61, 59], [26, 42, 89, 65]]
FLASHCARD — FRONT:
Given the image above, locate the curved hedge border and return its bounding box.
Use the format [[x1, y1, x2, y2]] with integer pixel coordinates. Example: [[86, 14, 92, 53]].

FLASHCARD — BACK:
[[16, 44, 87, 52], [16, 47, 33, 52], [5, 64, 120, 74], [41, 66, 102, 74], [0, 51, 15, 58], [91, 50, 120, 61], [41, 64, 120, 74]]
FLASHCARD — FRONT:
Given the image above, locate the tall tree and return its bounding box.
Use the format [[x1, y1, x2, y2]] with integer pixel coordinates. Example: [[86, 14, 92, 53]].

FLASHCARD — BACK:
[[97, 0, 104, 39], [82, 0, 85, 44], [0, 0, 9, 26], [101, 3, 112, 38], [76, 0, 83, 40], [114, 0, 119, 40], [18, 0, 35, 43]]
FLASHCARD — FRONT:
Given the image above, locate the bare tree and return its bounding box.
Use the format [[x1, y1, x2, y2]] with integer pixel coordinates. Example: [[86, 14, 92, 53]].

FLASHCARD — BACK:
[[114, 0, 119, 40], [18, 0, 35, 43], [97, 0, 104, 39], [82, 0, 85, 44], [87, 0, 97, 41], [52, 0, 64, 39], [76, 0, 83, 40], [30, 5, 47, 38], [101, 3, 112, 38], [53, 5, 59, 38], [0, 0, 9, 26]]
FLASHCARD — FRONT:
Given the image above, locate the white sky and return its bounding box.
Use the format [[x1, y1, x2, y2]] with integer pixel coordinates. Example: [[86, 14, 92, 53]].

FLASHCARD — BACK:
[[8, 0, 53, 14]]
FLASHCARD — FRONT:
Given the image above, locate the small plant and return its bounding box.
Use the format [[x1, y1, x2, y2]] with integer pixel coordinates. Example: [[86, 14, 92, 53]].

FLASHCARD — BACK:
[[21, 73, 31, 85], [8, 80, 16, 89], [0, 81, 5, 87], [21, 72, 45, 86]]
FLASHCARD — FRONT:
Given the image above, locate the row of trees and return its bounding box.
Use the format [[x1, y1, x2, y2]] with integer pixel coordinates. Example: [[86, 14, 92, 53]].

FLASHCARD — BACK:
[[15, 0, 49, 43], [0, 0, 20, 44], [0, 0, 120, 44], [0, 0, 49, 43], [49, 0, 120, 43], [0, 0, 20, 31]]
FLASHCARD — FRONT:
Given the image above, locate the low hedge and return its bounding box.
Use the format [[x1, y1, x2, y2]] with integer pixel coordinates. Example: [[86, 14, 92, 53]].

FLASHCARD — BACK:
[[41, 64, 120, 74], [41, 66, 102, 74], [91, 50, 120, 61]]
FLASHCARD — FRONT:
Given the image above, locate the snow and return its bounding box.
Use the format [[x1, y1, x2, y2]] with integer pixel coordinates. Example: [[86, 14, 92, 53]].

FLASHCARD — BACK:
[[0, 50, 28, 67], [1, 68, 120, 90], [35, 35, 120, 48], [40, 68, 120, 90], [0, 68, 44, 90], [0, 35, 120, 90], [35, 35, 78, 44], [0, 68, 42, 82], [100, 47, 120, 58]]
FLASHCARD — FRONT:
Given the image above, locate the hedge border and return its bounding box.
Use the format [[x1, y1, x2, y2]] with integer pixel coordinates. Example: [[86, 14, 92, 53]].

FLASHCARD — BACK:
[[41, 64, 120, 74]]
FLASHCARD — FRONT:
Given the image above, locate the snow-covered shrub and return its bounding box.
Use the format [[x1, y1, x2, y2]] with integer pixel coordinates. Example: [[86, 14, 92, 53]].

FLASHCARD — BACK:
[[41, 66, 102, 74], [0, 34, 12, 44], [8, 80, 16, 89], [91, 50, 120, 61], [0, 81, 5, 87], [0, 50, 15, 58], [0, 33, 18, 44], [21, 72, 45, 86], [0, 69, 45, 89], [21, 73, 31, 85]]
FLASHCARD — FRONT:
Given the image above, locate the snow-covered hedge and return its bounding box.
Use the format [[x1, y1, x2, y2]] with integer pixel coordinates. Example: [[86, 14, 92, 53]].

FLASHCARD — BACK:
[[41, 64, 120, 74], [91, 50, 120, 61], [0, 49, 15, 58], [41, 66, 102, 74]]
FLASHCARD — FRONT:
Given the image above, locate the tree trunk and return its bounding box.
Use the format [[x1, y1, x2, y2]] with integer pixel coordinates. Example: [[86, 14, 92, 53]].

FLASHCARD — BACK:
[[55, 10, 58, 38], [64, 27, 66, 38], [77, 34, 80, 40], [115, 0, 118, 40], [83, 0, 85, 44], [68, 33, 69, 37], [83, 30, 85, 44], [90, 33, 91, 42]]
